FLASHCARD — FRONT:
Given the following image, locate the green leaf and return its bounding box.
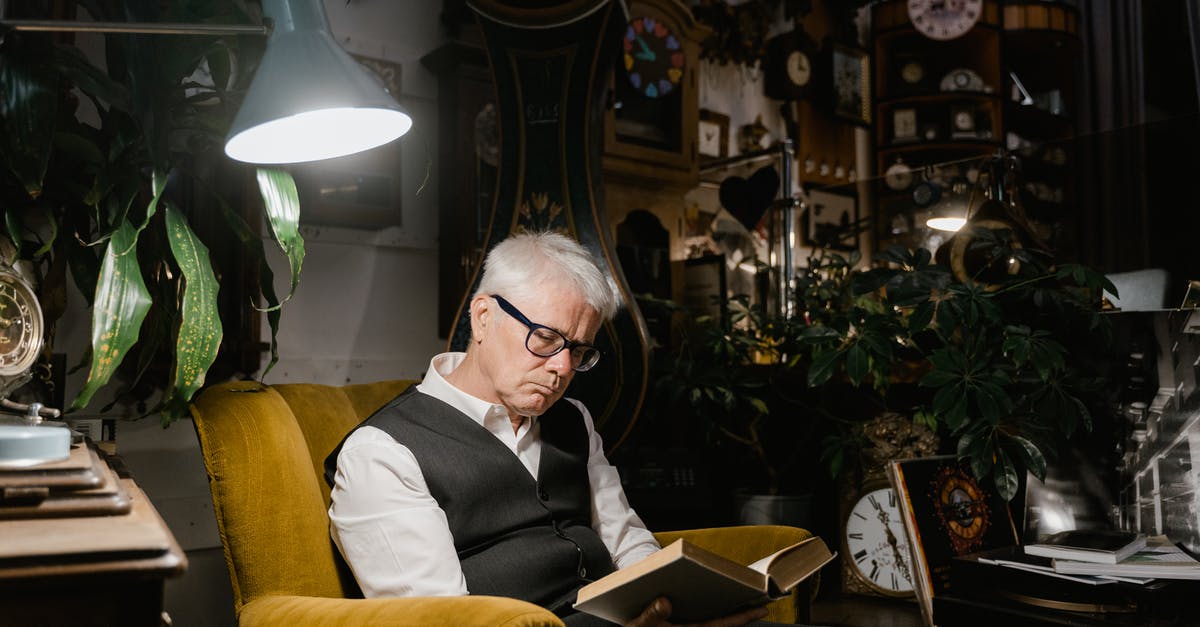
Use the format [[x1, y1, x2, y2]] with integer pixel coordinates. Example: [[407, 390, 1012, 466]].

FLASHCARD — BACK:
[[846, 343, 869, 385], [71, 221, 152, 410], [993, 448, 1020, 501], [160, 203, 223, 424], [255, 168, 305, 305], [807, 348, 842, 386], [1005, 434, 1047, 482], [0, 50, 58, 198], [214, 191, 283, 379]]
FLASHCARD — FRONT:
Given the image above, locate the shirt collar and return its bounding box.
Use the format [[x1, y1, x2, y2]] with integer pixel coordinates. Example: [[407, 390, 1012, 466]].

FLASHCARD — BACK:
[[417, 352, 525, 428]]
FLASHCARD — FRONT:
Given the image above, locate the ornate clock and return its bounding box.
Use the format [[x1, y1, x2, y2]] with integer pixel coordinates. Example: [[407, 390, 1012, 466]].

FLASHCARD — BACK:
[[623, 16, 685, 99], [907, 0, 983, 41], [842, 481, 916, 598], [0, 265, 44, 400]]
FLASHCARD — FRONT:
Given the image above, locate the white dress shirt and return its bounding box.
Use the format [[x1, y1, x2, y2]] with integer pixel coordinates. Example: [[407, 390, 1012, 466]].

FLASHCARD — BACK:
[[328, 352, 661, 598]]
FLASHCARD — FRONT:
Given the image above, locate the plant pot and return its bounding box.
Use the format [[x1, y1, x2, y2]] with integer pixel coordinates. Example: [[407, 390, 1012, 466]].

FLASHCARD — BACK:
[[733, 491, 814, 528]]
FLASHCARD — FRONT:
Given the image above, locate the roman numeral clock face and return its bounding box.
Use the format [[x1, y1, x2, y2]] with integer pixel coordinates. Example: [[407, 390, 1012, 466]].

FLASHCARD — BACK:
[[907, 0, 982, 41], [843, 487, 915, 597]]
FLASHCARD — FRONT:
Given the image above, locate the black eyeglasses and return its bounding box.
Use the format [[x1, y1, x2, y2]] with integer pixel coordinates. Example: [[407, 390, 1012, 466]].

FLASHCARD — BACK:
[[490, 295, 601, 372]]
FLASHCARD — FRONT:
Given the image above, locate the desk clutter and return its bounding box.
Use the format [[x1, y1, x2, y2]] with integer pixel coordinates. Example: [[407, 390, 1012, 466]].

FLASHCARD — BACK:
[[0, 438, 131, 520]]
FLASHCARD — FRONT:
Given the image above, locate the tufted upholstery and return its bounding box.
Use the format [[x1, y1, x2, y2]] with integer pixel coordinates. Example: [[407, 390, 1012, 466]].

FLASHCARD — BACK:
[[191, 379, 814, 625]]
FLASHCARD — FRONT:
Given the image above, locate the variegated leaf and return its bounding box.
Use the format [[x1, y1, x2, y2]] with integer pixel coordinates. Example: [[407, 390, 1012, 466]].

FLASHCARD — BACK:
[[71, 221, 151, 410], [255, 168, 305, 305], [161, 203, 222, 424]]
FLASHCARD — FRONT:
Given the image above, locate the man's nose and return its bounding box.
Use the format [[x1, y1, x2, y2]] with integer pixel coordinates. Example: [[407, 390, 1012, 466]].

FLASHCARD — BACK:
[[545, 348, 573, 375]]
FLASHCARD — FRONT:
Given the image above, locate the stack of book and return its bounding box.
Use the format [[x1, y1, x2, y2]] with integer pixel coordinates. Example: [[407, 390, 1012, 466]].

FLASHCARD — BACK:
[[1020, 529, 1200, 583]]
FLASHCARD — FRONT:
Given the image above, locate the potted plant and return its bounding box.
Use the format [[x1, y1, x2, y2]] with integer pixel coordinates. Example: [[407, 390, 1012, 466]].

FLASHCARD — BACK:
[[801, 229, 1115, 501], [1, 1, 304, 422]]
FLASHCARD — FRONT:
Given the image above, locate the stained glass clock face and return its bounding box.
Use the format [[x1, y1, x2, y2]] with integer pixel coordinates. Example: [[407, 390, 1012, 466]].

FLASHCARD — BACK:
[[623, 16, 684, 99]]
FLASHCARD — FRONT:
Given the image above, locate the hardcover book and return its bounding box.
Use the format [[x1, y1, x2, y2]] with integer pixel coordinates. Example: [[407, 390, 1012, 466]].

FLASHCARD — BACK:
[[1024, 529, 1147, 564], [888, 455, 1020, 626], [1052, 536, 1200, 579], [572, 535, 835, 624]]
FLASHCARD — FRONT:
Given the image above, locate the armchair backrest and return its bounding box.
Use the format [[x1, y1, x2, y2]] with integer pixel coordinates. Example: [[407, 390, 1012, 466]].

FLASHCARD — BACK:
[[191, 379, 414, 612]]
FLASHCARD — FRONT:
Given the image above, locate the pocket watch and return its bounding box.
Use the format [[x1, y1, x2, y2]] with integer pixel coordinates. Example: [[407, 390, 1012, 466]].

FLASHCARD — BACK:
[[884, 158, 915, 191], [842, 481, 916, 598]]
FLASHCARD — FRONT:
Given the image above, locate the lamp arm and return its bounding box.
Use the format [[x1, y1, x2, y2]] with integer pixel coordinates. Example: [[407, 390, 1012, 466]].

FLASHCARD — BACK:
[[1, 19, 268, 36]]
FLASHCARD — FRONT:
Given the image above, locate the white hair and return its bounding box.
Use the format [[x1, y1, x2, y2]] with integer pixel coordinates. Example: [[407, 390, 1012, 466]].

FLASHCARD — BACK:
[[474, 230, 621, 321]]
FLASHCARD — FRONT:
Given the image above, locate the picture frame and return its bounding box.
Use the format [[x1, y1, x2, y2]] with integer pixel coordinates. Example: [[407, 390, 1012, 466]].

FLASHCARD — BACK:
[[831, 43, 871, 126], [698, 109, 731, 159], [804, 188, 859, 251], [290, 54, 404, 229], [892, 107, 918, 141]]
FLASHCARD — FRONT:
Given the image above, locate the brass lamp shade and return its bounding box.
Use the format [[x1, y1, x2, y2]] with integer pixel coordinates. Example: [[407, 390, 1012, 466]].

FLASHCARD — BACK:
[[224, 0, 412, 164]]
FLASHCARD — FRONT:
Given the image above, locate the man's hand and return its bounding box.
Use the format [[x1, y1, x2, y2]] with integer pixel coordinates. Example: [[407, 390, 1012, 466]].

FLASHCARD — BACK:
[[625, 597, 769, 627]]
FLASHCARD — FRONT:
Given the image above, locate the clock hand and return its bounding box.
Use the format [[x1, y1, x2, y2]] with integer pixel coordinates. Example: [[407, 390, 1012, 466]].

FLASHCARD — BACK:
[[876, 508, 913, 584], [634, 36, 656, 62]]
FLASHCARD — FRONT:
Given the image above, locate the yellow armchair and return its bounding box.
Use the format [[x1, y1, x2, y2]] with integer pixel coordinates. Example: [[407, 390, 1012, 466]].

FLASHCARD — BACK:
[[191, 380, 815, 626]]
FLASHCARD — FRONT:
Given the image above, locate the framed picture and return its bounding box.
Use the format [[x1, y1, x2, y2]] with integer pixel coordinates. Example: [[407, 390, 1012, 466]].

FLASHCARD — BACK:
[[698, 109, 730, 159], [290, 55, 404, 229], [831, 43, 871, 126], [804, 188, 858, 251], [893, 107, 918, 141]]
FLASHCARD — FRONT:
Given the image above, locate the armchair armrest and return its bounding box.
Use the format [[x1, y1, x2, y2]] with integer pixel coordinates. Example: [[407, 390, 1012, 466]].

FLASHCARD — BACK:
[[653, 525, 817, 624], [240, 595, 565, 627]]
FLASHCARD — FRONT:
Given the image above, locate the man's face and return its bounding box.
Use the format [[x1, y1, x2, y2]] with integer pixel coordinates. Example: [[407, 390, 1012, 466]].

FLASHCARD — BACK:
[[469, 284, 602, 417]]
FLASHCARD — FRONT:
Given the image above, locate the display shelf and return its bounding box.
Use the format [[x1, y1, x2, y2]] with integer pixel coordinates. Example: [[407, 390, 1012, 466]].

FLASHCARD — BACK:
[[869, 0, 1079, 255]]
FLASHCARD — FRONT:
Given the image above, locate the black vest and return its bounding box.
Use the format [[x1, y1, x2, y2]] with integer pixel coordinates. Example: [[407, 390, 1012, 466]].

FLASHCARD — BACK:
[[324, 388, 616, 612]]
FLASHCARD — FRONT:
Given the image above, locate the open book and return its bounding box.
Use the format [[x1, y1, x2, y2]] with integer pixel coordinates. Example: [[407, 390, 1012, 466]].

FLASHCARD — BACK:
[[573, 535, 835, 624]]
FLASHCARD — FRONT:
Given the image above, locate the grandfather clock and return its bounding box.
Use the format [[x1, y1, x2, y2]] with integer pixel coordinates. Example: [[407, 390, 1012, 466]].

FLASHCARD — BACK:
[[453, 0, 650, 453]]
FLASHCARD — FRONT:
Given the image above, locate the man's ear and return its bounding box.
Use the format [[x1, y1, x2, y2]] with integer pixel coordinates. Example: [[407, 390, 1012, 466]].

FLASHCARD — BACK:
[[468, 294, 491, 343]]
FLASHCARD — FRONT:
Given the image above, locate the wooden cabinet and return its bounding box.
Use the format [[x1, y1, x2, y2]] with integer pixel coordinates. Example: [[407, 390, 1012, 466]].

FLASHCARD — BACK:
[[870, 0, 1080, 253]]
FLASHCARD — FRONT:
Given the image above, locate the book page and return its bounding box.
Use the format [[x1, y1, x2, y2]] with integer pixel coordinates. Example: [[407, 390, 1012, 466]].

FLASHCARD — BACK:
[[746, 536, 836, 597]]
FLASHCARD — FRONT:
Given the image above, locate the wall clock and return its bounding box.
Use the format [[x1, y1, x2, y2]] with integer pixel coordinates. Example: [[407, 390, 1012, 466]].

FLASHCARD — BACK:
[[764, 27, 820, 101], [623, 16, 685, 98], [907, 0, 983, 41], [842, 481, 916, 598]]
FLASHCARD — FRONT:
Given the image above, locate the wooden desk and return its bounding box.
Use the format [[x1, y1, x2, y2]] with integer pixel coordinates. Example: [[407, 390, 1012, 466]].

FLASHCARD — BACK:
[[0, 478, 186, 626]]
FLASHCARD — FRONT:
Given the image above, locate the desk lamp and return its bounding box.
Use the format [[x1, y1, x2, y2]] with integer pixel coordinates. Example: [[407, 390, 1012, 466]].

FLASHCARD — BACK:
[[2, 0, 412, 165]]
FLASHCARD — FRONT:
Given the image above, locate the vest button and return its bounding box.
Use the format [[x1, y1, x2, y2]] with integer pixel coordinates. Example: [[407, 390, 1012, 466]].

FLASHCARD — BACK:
[[578, 567, 587, 578], [538, 489, 549, 501]]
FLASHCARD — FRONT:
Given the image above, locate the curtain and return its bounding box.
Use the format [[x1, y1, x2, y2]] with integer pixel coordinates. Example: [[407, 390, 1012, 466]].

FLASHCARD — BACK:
[[1072, 0, 1151, 273]]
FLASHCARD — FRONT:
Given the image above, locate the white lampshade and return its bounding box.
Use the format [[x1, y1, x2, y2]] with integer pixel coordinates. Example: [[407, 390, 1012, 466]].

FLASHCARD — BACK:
[[224, 0, 412, 164]]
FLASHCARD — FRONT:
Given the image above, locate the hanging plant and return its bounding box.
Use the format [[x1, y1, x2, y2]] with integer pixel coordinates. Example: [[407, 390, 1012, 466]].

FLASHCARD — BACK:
[[0, 1, 303, 424]]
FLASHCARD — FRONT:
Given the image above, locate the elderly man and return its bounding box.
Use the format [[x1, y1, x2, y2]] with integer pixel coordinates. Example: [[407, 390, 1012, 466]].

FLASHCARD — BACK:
[[325, 231, 767, 627]]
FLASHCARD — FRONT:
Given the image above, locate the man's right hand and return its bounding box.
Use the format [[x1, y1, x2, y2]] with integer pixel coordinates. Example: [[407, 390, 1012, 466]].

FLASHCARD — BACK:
[[625, 597, 768, 627]]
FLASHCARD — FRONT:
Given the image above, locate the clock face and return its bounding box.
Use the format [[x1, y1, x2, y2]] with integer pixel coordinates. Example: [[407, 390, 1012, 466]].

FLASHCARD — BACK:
[[623, 16, 685, 99], [885, 161, 915, 190], [907, 0, 983, 41], [900, 61, 924, 85], [0, 270, 42, 378], [953, 109, 975, 131], [786, 50, 811, 87], [843, 487, 916, 597]]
